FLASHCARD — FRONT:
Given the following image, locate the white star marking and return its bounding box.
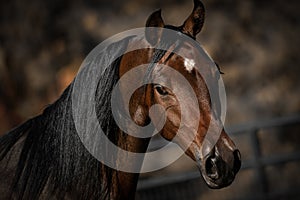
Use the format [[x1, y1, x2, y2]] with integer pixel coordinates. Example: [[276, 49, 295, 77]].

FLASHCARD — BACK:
[[184, 58, 195, 73]]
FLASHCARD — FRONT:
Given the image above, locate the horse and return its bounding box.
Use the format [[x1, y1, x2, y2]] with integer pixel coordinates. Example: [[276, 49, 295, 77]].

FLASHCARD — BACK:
[[0, 0, 241, 199]]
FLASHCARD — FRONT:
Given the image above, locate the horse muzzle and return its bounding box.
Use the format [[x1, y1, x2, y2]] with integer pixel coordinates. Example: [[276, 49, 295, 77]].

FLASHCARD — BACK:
[[199, 147, 241, 189]]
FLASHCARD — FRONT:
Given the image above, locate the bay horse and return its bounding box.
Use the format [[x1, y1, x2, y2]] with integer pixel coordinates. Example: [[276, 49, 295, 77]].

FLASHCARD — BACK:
[[0, 0, 241, 199]]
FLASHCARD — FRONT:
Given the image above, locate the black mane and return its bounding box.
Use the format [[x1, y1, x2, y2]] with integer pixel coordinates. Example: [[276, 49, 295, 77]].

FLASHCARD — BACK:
[[0, 38, 130, 199]]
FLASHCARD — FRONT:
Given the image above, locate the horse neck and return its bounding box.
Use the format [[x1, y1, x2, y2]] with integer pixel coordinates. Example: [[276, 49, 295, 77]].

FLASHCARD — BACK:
[[110, 38, 156, 198], [45, 89, 151, 199], [112, 130, 150, 199], [47, 87, 150, 199]]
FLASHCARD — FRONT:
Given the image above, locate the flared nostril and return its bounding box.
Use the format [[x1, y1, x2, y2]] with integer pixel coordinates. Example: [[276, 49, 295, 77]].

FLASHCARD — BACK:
[[205, 156, 219, 180], [233, 150, 241, 174]]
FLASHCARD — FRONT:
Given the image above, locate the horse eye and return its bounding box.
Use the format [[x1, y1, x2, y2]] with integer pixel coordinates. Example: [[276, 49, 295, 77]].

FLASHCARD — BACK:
[[154, 85, 168, 96]]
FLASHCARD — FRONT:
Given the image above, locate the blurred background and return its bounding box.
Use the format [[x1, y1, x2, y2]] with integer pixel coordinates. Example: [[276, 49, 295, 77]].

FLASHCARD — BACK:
[[0, 0, 299, 199]]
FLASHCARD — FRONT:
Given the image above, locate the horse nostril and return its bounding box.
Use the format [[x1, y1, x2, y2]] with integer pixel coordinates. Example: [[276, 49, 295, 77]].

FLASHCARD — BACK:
[[233, 150, 241, 174], [205, 156, 219, 180]]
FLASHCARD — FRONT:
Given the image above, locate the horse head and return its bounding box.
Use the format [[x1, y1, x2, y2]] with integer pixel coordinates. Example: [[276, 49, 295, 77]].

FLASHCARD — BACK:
[[118, 0, 241, 189]]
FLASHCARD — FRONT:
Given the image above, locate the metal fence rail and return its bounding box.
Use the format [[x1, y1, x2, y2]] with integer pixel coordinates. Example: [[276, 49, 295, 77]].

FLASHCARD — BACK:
[[137, 115, 300, 200]]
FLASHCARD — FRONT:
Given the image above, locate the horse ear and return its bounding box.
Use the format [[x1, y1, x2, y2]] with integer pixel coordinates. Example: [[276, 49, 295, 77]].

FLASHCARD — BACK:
[[181, 0, 205, 38], [145, 9, 165, 46]]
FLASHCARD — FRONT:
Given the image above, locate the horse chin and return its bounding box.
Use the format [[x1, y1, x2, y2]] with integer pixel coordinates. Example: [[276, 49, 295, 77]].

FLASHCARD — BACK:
[[200, 169, 235, 189], [201, 175, 223, 189]]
